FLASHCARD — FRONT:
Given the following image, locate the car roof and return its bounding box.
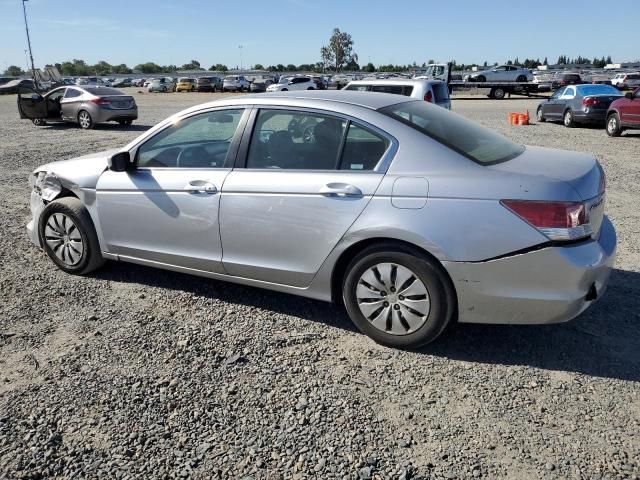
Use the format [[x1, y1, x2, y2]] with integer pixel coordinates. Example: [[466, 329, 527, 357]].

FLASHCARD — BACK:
[[177, 90, 414, 116]]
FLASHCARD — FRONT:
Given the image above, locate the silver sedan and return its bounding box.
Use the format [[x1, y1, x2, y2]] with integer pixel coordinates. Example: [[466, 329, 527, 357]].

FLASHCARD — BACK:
[[26, 91, 616, 348]]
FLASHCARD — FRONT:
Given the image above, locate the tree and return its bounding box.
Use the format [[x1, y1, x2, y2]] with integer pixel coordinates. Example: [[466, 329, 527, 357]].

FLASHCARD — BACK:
[[209, 64, 228, 72], [134, 62, 163, 74], [321, 28, 358, 72], [320, 46, 333, 72], [112, 64, 132, 74], [254, 63, 264, 70], [364, 62, 375, 73], [286, 64, 297, 71], [3, 65, 23, 76], [181, 59, 201, 70], [543, 57, 548, 66]]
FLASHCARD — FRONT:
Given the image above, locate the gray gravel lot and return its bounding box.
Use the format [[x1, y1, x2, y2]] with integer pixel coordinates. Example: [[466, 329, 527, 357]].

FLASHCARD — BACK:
[[1, 89, 639, 480]]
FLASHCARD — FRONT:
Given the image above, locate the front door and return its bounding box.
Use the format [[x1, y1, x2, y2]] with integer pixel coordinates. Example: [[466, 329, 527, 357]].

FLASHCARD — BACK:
[[545, 87, 567, 118], [96, 108, 248, 272], [17, 91, 47, 119], [220, 108, 392, 287], [619, 89, 640, 126]]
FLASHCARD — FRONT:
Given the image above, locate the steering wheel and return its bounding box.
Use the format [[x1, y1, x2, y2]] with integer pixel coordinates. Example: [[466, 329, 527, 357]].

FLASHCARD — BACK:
[[176, 146, 209, 168]]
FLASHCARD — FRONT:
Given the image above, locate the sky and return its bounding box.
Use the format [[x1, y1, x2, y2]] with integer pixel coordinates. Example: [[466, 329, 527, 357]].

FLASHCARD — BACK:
[[1, 0, 638, 71]]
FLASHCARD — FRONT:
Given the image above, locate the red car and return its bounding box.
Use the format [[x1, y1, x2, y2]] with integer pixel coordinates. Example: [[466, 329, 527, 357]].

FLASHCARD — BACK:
[[606, 87, 640, 137]]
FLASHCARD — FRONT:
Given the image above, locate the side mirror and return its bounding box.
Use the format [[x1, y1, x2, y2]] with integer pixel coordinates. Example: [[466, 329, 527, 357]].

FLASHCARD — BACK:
[[31, 94, 41, 102], [625, 92, 634, 99], [108, 151, 134, 172]]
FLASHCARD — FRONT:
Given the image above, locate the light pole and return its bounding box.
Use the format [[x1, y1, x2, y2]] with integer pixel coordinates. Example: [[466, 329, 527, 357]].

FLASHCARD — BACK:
[[239, 45, 243, 71], [21, 0, 37, 87]]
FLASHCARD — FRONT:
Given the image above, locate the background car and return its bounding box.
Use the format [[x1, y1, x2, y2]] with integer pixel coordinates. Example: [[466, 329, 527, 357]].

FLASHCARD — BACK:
[[266, 76, 315, 92], [249, 76, 274, 92], [222, 75, 250, 92], [551, 72, 584, 90], [344, 79, 451, 109], [606, 87, 640, 137], [18, 85, 137, 129], [0, 78, 35, 94], [112, 78, 132, 88], [25, 91, 614, 349], [196, 76, 223, 92], [176, 77, 196, 92], [148, 77, 176, 93], [536, 84, 623, 127], [329, 74, 349, 89], [465, 65, 533, 82], [611, 73, 640, 91]]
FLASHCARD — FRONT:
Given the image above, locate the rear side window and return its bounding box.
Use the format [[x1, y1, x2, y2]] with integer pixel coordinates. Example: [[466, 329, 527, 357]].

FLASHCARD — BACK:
[[432, 83, 449, 102], [370, 85, 414, 96], [64, 88, 82, 98], [626, 74, 640, 80], [340, 123, 390, 171], [344, 85, 370, 92], [380, 101, 525, 165]]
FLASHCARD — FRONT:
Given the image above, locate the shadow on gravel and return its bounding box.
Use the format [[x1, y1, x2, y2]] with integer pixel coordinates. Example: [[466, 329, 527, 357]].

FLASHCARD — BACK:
[[38, 123, 152, 132], [94, 264, 639, 382]]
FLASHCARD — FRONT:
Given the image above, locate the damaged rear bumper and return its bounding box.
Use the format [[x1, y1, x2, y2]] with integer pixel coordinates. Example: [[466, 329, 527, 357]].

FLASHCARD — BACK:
[[443, 216, 617, 325]]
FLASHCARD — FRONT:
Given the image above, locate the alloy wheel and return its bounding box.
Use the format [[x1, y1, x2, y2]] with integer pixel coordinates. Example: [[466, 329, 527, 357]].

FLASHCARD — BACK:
[[78, 111, 92, 129], [44, 213, 84, 266], [356, 262, 431, 335]]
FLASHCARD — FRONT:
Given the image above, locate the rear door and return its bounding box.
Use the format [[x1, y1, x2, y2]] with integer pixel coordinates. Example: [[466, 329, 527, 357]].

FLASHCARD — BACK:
[[60, 87, 83, 121], [219, 107, 393, 287], [619, 89, 640, 125]]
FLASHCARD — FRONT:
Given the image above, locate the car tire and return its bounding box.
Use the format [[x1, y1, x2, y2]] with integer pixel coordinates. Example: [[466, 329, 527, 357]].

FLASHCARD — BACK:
[[476, 75, 486, 82], [32, 118, 46, 126], [39, 197, 105, 275], [77, 110, 94, 129], [536, 107, 545, 122], [307, 87, 314, 90], [516, 75, 527, 82], [281, 88, 288, 91], [491, 87, 506, 99], [118, 120, 133, 127], [342, 244, 456, 348], [563, 109, 574, 128], [606, 113, 622, 137]]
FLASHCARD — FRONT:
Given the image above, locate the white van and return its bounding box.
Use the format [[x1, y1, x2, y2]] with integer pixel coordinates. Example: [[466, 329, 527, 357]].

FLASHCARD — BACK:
[[343, 79, 451, 109]]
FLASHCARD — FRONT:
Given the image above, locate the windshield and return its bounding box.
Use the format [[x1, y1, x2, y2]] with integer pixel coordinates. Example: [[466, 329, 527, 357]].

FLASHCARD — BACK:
[[224, 76, 237, 81], [577, 84, 622, 96], [178, 77, 190, 82], [380, 101, 525, 165]]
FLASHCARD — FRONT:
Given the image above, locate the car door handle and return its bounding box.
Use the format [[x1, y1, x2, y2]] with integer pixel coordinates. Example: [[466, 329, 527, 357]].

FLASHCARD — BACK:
[[319, 183, 362, 197], [184, 180, 217, 194]]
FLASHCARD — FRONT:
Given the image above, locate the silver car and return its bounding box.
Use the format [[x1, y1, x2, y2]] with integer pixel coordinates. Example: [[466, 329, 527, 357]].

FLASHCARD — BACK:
[[26, 91, 616, 348], [18, 86, 138, 129], [465, 65, 534, 82]]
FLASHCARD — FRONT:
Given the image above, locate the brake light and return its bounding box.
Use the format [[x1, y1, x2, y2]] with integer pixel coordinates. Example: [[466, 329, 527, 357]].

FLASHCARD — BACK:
[[582, 97, 599, 106], [91, 98, 111, 105], [501, 200, 592, 241], [560, 80, 567, 86], [424, 90, 433, 102]]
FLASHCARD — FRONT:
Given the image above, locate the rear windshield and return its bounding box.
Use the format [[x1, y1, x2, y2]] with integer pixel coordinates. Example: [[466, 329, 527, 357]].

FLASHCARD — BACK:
[[576, 84, 622, 96], [224, 76, 238, 81], [178, 77, 191, 82], [197, 77, 211, 82], [564, 74, 581, 80], [380, 101, 525, 165], [83, 86, 124, 96]]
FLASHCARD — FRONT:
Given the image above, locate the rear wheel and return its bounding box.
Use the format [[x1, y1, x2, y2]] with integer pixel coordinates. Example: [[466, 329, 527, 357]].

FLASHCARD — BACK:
[[606, 113, 622, 137], [536, 106, 545, 122], [491, 87, 506, 99], [118, 120, 133, 127], [563, 109, 574, 128], [39, 197, 105, 275], [476, 75, 486, 82], [32, 118, 46, 126], [281, 88, 288, 91], [342, 245, 455, 348], [516, 75, 527, 82], [77, 110, 94, 129]]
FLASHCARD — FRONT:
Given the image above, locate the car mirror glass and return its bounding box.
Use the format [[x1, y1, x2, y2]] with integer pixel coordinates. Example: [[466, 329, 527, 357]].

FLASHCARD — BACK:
[[31, 94, 40, 101]]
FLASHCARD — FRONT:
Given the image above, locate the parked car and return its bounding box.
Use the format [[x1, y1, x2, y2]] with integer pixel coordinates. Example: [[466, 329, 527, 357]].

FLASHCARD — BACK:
[[605, 87, 640, 137], [249, 76, 273, 92], [222, 75, 250, 92], [196, 76, 223, 92], [343, 79, 451, 109], [112, 78, 132, 88], [311, 76, 327, 90], [610, 72, 640, 90], [18, 85, 137, 129], [176, 77, 196, 92], [465, 66, 533, 82], [0, 79, 35, 94], [536, 84, 624, 127], [148, 77, 176, 93], [266, 76, 316, 92], [550, 73, 584, 91], [330, 75, 349, 89], [0, 76, 17, 86], [24, 91, 615, 348], [132, 78, 146, 87]]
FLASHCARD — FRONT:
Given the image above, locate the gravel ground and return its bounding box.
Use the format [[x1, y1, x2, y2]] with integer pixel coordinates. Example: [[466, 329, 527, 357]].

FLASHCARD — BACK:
[[0, 89, 639, 480]]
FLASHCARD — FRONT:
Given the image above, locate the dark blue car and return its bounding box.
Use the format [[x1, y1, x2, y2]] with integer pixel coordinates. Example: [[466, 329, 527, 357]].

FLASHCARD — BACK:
[[536, 84, 624, 127]]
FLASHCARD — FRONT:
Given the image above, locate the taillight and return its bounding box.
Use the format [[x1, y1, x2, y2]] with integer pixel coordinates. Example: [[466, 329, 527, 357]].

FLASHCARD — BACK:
[[501, 200, 592, 241], [582, 97, 599, 107], [424, 90, 433, 102], [91, 98, 111, 105], [560, 80, 567, 86]]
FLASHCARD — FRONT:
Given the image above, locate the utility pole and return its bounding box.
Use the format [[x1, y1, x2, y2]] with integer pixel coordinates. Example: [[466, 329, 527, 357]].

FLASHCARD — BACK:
[[22, 0, 37, 88], [239, 45, 243, 71]]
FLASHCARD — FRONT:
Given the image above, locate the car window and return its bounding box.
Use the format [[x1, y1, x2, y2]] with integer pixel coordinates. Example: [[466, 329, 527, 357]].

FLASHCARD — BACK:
[[432, 83, 449, 102], [137, 109, 244, 168], [551, 87, 565, 99], [246, 109, 346, 170], [495, 66, 506, 71], [48, 89, 66, 101], [339, 123, 390, 171], [345, 85, 371, 92], [64, 88, 82, 98], [576, 84, 621, 96], [380, 100, 525, 165], [635, 89, 640, 98], [370, 85, 414, 96]]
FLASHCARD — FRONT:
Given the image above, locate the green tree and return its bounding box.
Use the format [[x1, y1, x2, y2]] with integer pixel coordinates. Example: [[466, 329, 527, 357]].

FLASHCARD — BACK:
[[254, 63, 264, 70], [276, 64, 285, 72], [181, 59, 201, 70], [3, 65, 23, 76], [209, 64, 228, 72], [286, 64, 297, 71], [321, 28, 357, 72], [543, 57, 548, 66], [364, 62, 375, 73], [135, 62, 163, 74], [93, 60, 112, 75], [112, 64, 132, 74]]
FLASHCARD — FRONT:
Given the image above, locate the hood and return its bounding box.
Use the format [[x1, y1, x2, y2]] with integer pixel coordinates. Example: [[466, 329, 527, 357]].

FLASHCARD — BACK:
[[36, 149, 118, 189]]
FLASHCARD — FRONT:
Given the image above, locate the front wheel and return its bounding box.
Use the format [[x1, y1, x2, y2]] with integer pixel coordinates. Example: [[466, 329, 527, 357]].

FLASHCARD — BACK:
[[118, 120, 133, 127], [281, 88, 288, 91], [536, 107, 545, 122], [563, 109, 574, 128], [342, 246, 455, 348], [32, 118, 46, 126], [77, 110, 94, 129], [476, 75, 486, 82], [606, 113, 622, 137], [39, 197, 105, 275], [491, 87, 506, 99]]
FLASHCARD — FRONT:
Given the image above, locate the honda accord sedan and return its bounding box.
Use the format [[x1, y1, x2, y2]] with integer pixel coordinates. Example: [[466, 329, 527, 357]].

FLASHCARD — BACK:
[[536, 84, 623, 127], [26, 91, 616, 348]]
